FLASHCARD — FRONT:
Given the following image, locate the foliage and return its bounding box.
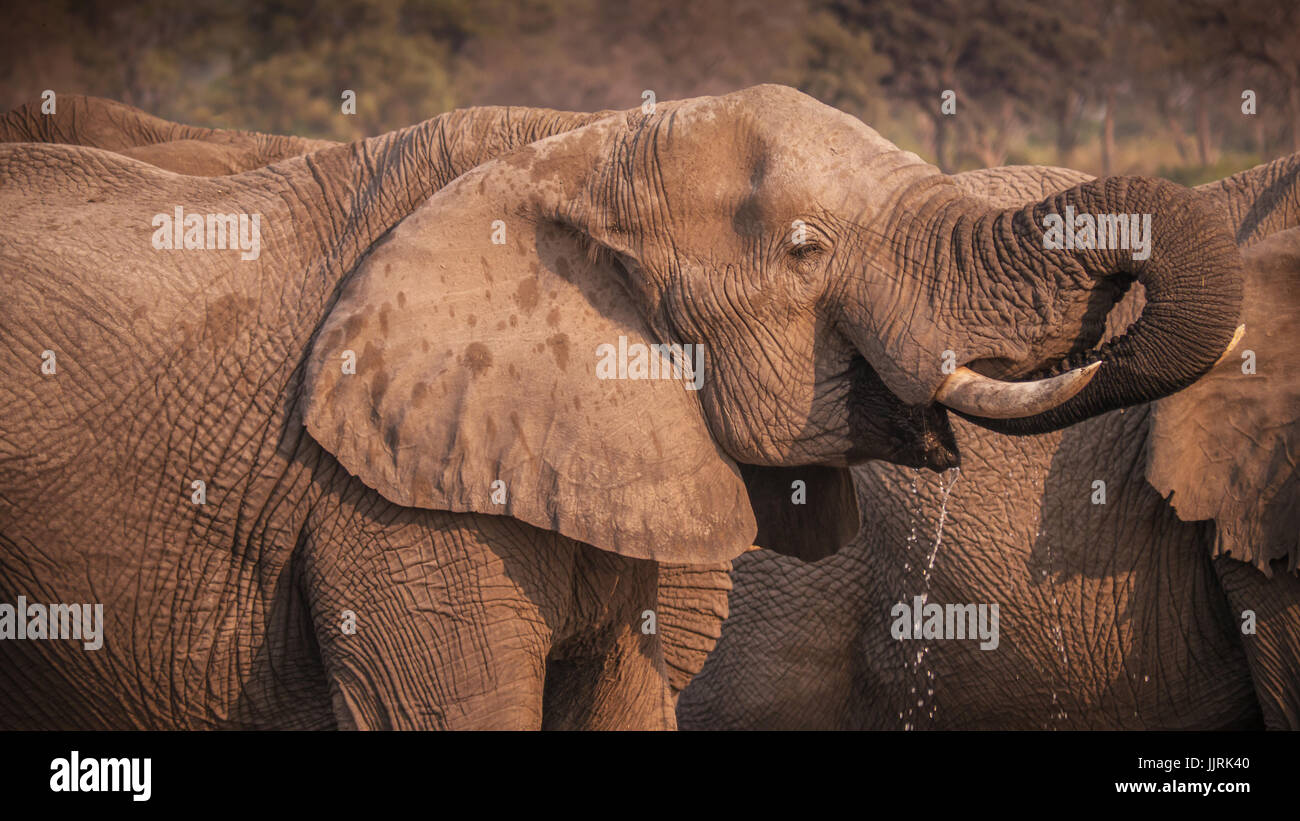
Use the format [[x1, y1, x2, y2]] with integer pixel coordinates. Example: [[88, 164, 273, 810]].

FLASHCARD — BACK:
[[1, 0, 1293, 175]]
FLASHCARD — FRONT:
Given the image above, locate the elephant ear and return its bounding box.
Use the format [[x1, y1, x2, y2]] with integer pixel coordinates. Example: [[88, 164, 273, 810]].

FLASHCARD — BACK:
[[301, 131, 755, 563], [1146, 227, 1300, 575], [737, 465, 860, 561]]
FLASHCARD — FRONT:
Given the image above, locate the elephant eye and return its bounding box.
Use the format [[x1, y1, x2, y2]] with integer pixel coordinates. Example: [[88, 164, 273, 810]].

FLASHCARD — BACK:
[[788, 240, 824, 264]]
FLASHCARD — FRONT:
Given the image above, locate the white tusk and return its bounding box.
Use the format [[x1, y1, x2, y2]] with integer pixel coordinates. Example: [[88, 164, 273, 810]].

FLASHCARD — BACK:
[[935, 361, 1101, 419], [1212, 324, 1246, 368]]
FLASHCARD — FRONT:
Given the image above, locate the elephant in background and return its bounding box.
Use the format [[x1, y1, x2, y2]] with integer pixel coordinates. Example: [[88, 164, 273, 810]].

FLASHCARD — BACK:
[[1, 86, 1244, 728], [678, 156, 1300, 730], [0, 94, 338, 175]]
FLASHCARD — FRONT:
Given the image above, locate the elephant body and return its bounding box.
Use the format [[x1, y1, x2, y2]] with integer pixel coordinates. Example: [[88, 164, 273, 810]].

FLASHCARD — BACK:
[[0, 105, 688, 729], [680, 404, 1260, 729], [679, 160, 1300, 730], [1, 97, 740, 729]]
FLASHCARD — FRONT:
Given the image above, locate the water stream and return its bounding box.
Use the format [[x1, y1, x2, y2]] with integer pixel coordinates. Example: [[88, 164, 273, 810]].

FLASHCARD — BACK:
[[902, 466, 960, 730], [1041, 526, 1070, 726]]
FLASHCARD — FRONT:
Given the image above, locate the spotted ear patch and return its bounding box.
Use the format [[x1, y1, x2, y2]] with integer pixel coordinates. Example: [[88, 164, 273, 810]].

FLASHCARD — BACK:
[[303, 149, 757, 564]]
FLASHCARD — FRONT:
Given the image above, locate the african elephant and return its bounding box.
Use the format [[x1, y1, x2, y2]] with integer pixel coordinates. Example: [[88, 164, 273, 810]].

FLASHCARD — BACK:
[[678, 156, 1300, 730], [0, 86, 1243, 729], [0, 94, 734, 710]]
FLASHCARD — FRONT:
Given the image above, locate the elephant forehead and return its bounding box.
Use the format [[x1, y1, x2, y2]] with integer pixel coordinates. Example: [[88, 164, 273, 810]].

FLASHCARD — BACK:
[[645, 90, 904, 217]]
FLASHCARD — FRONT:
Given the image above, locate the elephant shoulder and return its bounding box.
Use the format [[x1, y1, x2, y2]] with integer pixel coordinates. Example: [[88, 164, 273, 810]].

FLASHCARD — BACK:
[[0, 141, 176, 192]]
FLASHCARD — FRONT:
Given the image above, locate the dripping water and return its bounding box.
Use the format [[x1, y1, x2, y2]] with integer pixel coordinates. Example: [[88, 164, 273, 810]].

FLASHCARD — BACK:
[[902, 466, 960, 730], [925, 466, 959, 580], [1039, 522, 1070, 726], [899, 469, 919, 728]]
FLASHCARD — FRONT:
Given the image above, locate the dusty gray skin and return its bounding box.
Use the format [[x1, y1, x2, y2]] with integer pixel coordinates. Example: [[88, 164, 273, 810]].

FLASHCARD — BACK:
[[0, 87, 1243, 728], [678, 158, 1300, 730]]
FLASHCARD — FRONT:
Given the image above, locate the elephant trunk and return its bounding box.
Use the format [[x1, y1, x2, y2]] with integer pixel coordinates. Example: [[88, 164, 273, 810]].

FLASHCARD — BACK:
[[942, 176, 1245, 434]]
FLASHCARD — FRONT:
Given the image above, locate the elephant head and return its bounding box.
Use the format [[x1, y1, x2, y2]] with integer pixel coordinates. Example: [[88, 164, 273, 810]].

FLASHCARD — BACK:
[[300, 85, 1244, 565]]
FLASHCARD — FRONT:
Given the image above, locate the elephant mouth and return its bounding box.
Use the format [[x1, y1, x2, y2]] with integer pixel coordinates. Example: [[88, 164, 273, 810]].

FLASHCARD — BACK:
[[845, 355, 961, 471]]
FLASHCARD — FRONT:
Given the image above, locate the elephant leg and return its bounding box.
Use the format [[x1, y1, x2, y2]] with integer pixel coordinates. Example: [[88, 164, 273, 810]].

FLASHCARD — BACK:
[[302, 484, 562, 729], [1213, 556, 1300, 729], [541, 543, 674, 730], [542, 626, 674, 730]]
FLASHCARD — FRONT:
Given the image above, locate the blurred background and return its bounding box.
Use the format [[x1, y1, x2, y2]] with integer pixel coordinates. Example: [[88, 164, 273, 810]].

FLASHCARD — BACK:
[[3, 0, 1297, 182]]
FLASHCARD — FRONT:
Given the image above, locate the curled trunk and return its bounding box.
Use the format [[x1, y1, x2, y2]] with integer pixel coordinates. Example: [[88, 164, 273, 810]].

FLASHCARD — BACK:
[[889, 176, 1245, 434]]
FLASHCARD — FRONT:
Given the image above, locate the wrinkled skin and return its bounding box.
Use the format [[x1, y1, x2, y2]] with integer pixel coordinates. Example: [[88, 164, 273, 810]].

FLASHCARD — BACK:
[[0, 96, 732, 716], [679, 158, 1300, 730], [1, 99, 665, 729], [0, 88, 1244, 728]]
